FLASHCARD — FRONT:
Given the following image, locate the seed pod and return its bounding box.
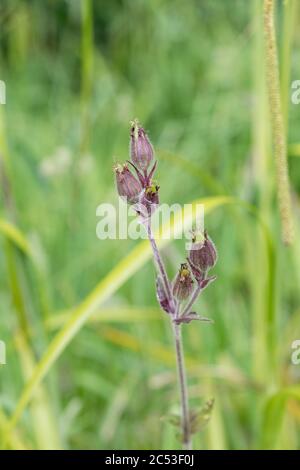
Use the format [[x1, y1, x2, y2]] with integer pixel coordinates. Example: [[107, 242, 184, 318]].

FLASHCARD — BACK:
[[189, 230, 217, 273], [130, 119, 154, 172], [113, 163, 142, 204], [173, 263, 194, 301]]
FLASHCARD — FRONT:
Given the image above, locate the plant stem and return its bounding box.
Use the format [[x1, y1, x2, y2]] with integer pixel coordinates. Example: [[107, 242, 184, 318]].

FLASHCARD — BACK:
[[280, 0, 296, 133], [173, 322, 192, 449], [181, 284, 202, 318], [263, 0, 294, 245], [80, 0, 93, 155], [145, 220, 191, 448], [146, 221, 173, 302]]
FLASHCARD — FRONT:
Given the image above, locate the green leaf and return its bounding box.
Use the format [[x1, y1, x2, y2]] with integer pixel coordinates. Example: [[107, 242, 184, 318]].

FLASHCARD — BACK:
[[0, 408, 28, 450], [45, 307, 161, 330], [261, 386, 300, 449], [288, 143, 300, 157], [0, 219, 32, 257]]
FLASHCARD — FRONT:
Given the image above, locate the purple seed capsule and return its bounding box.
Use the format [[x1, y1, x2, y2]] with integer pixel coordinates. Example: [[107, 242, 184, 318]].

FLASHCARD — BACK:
[[113, 163, 142, 204]]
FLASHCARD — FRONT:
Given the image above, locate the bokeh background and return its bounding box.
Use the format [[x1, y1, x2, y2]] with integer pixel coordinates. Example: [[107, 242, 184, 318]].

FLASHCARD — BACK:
[[0, 0, 300, 450]]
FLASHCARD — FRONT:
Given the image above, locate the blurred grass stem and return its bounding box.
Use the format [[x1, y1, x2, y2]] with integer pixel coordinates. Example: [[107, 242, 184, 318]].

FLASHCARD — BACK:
[[263, 0, 294, 245]]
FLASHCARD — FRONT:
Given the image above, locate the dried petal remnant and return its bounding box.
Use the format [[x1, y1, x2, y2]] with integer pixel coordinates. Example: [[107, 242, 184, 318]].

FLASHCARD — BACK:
[[156, 276, 172, 314]]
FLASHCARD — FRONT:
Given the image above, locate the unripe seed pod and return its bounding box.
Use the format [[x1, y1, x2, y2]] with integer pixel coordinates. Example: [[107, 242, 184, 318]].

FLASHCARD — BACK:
[[113, 163, 142, 204], [189, 230, 217, 273], [130, 119, 154, 172]]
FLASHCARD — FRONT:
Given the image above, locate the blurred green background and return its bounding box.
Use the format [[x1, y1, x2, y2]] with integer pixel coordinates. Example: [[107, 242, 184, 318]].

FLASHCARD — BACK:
[[0, 0, 300, 450]]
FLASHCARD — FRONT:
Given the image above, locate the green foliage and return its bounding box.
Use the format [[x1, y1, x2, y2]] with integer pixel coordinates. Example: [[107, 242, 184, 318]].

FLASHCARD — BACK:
[[0, 0, 300, 450]]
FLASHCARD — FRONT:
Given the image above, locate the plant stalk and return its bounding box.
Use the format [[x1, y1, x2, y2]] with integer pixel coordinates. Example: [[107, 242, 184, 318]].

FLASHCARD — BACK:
[[146, 222, 173, 301], [181, 284, 202, 318], [263, 0, 294, 245], [173, 322, 192, 450], [146, 220, 191, 448]]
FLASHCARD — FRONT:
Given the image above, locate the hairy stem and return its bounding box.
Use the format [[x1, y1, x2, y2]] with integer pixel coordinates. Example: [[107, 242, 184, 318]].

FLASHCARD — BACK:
[[145, 220, 191, 448], [146, 222, 173, 302], [263, 0, 294, 245], [173, 322, 192, 449], [181, 284, 202, 318], [280, 0, 296, 132]]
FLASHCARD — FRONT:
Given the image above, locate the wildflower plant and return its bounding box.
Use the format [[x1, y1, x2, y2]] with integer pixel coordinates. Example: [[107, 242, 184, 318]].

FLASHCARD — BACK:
[[113, 120, 217, 449]]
